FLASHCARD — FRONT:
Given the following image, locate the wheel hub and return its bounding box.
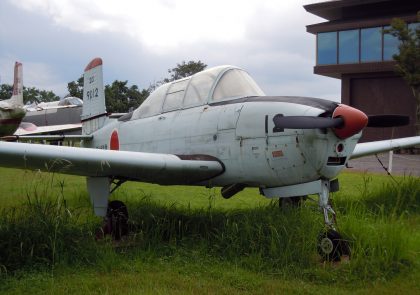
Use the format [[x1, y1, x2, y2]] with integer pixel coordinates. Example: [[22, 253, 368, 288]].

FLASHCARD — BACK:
[[319, 237, 334, 254]]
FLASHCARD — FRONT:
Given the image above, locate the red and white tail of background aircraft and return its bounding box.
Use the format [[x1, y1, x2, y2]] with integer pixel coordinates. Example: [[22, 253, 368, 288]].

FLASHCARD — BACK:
[[1, 58, 419, 261], [0, 62, 25, 136]]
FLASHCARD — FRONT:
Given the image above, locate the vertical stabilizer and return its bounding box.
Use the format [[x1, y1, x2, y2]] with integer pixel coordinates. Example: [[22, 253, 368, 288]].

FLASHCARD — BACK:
[[81, 58, 107, 135], [9, 62, 23, 106]]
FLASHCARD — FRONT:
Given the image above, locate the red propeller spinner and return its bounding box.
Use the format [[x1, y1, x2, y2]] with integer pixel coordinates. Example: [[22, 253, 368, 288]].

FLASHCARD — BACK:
[[332, 104, 368, 139]]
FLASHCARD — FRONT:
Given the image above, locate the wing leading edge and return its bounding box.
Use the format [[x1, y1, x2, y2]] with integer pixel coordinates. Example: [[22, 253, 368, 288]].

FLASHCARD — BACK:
[[351, 136, 420, 159], [0, 142, 224, 185]]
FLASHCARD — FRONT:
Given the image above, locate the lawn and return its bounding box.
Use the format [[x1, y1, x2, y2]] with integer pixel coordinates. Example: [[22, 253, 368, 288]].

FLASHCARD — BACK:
[[0, 167, 419, 294]]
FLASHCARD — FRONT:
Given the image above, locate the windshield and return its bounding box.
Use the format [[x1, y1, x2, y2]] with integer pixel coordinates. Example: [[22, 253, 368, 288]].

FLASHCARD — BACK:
[[212, 69, 264, 102]]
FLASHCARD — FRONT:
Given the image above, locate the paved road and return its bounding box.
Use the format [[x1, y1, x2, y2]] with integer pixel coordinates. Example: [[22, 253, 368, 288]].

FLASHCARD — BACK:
[[346, 153, 420, 177]]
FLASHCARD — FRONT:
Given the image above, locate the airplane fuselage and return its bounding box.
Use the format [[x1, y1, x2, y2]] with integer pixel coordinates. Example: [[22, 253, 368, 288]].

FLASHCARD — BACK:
[[84, 97, 360, 189]]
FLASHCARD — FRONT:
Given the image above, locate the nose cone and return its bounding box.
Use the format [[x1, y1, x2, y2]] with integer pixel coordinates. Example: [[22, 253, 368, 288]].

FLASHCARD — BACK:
[[332, 104, 368, 139]]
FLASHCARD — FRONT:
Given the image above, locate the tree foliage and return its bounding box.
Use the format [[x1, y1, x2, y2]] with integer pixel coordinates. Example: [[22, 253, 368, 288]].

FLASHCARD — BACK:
[[166, 60, 207, 81], [384, 14, 420, 135], [149, 60, 207, 91], [0, 84, 59, 104], [67, 76, 84, 98], [0, 84, 12, 101], [105, 80, 149, 113]]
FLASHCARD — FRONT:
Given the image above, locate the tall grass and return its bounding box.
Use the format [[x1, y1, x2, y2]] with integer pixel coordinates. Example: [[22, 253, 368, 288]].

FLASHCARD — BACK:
[[127, 196, 321, 272], [0, 173, 98, 273], [0, 171, 418, 284]]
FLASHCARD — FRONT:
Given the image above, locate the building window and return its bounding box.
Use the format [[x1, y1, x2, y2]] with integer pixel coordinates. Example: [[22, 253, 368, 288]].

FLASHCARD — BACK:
[[315, 23, 417, 65], [317, 32, 337, 65], [339, 29, 359, 63], [361, 27, 382, 62], [383, 26, 399, 61]]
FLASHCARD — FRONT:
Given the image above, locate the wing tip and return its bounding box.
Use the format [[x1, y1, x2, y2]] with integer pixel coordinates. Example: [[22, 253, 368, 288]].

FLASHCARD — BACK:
[[84, 57, 103, 72]]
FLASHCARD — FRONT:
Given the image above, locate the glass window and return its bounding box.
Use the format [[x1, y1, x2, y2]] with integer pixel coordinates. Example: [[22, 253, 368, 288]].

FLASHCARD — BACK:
[[183, 70, 217, 108], [383, 25, 399, 60], [317, 32, 337, 65], [339, 29, 359, 64], [212, 69, 264, 102], [361, 27, 382, 62], [131, 84, 169, 119], [162, 79, 189, 112]]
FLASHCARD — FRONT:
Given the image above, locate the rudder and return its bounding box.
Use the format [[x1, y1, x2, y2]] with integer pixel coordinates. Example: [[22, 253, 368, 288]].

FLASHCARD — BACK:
[[81, 58, 107, 135], [8, 62, 23, 106]]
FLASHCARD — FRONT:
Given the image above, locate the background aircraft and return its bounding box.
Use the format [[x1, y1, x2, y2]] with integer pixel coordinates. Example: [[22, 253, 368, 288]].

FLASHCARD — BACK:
[[0, 62, 25, 136], [15, 96, 83, 137], [0, 58, 419, 261]]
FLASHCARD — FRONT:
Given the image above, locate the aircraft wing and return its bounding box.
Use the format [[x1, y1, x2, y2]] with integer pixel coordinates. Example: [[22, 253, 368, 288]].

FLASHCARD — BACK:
[[0, 142, 224, 185], [351, 136, 420, 159], [14, 123, 82, 136]]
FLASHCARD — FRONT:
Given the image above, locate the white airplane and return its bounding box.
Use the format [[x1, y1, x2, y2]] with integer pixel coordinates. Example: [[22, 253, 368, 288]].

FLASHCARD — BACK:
[[0, 58, 419, 260], [13, 97, 83, 137], [0, 62, 25, 136]]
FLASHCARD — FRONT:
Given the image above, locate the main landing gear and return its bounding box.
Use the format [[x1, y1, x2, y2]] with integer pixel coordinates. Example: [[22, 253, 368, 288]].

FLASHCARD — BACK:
[[96, 200, 129, 241], [316, 179, 350, 262]]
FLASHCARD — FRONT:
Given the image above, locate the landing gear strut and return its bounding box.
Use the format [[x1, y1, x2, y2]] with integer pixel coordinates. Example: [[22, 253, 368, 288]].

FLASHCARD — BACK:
[[317, 179, 350, 261]]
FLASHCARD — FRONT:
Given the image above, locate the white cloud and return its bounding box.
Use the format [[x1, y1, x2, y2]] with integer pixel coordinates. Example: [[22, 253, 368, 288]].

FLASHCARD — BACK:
[[10, 0, 319, 50], [3, 0, 340, 100]]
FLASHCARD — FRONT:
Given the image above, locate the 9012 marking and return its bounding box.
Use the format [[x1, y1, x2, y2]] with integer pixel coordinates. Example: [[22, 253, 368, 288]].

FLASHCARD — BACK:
[[86, 88, 98, 100]]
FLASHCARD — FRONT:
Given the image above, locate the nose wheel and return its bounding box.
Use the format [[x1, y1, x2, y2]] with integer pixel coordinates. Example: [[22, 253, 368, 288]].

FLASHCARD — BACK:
[[317, 229, 350, 261]]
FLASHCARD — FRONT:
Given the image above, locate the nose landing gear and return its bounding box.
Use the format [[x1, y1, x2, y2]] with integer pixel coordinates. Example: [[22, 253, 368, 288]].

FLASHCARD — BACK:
[[317, 179, 350, 261]]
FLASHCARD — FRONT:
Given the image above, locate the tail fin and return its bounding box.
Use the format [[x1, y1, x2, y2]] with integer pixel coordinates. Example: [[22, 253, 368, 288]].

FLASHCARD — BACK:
[[81, 58, 107, 135], [9, 62, 23, 106]]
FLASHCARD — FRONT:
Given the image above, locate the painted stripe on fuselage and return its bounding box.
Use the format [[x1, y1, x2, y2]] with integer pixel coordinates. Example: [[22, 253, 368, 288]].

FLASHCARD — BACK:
[[209, 96, 338, 112]]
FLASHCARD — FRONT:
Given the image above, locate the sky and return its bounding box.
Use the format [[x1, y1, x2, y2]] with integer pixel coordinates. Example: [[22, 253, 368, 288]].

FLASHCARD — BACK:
[[0, 0, 341, 101]]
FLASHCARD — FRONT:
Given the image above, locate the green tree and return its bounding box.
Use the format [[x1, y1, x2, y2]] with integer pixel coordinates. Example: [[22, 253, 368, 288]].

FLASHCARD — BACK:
[[23, 87, 59, 104], [0, 84, 13, 101], [105, 80, 149, 113], [384, 15, 420, 136], [0, 84, 59, 104], [150, 60, 207, 91], [166, 60, 207, 81], [67, 76, 84, 98]]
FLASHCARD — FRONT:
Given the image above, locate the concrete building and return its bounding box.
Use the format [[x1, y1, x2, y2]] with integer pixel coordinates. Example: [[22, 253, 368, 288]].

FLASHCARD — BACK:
[[304, 0, 419, 141]]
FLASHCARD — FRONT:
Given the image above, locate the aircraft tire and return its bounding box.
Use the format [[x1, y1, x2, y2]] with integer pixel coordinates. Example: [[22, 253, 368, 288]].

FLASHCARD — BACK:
[[102, 200, 129, 240], [317, 229, 350, 262]]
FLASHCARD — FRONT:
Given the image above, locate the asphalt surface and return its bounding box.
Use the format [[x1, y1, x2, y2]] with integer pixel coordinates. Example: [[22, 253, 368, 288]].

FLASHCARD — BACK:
[[346, 152, 420, 177]]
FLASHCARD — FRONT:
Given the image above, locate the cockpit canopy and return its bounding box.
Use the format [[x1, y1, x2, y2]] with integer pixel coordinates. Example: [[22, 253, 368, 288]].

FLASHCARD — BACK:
[[131, 66, 264, 120]]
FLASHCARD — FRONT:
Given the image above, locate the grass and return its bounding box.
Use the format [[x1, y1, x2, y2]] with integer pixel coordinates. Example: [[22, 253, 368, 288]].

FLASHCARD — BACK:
[[0, 167, 419, 294]]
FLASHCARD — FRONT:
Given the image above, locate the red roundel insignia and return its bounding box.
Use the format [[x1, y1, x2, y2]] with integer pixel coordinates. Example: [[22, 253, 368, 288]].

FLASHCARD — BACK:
[[110, 130, 119, 150]]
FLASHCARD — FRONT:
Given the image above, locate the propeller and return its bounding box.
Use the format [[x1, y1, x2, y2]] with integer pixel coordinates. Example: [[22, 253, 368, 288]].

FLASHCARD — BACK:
[[273, 105, 367, 138], [273, 105, 410, 140], [367, 115, 409, 127], [272, 115, 343, 130]]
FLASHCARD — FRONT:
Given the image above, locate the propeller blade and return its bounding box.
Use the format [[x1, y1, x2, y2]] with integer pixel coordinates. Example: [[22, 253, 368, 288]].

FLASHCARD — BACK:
[[367, 115, 409, 127], [273, 115, 344, 130]]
